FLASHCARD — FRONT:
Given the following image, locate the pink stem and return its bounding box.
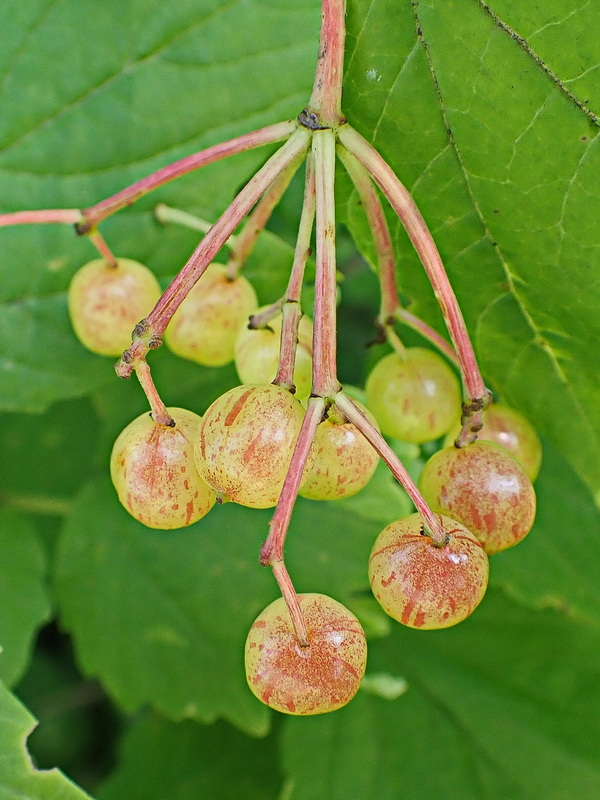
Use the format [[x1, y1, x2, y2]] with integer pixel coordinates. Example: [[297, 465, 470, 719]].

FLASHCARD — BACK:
[[311, 129, 340, 397], [274, 155, 316, 391], [248, 299, 284, 330], [115, 128, 310, 378], [307, 0, 347, 127], [261, 396, 325, 646], [88, 230, 118, 266], [272, 562, 309, 647], [336, 143, 398, 319], [335, 392, 448, 546], [261, 396, 325, 566], [135, 361, 174, 427], [226, 152, 304, 278], [394, 308, 459, 367], [0, 209, 83, 227], [81, 120, 296, 230], [337, 125, 490, 438]]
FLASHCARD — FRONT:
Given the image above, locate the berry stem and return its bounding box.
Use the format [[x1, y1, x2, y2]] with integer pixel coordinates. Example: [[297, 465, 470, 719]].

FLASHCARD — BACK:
[[274, 154, 316, 391], [226, 151, 305, 278], [307, 0, 347, 127], [0, 209, 83, 227], [80, 120, 297, 230], [154, 203, 237, 250], [337, 124, 490, 440], [334, 391, 448, 546], [87, 230, 118, 267], [336, 143, 398, 319], [394, 307, 459, 367], [312, 129, 340, 397], [271, 561, 309, 647], [134, 361, 174, 426], [337, 143, 459, 367], [260, 396, 325, 566], [261, 396, 325, 646], [115, 128, 311, 378], [248, 300, 284, 329]]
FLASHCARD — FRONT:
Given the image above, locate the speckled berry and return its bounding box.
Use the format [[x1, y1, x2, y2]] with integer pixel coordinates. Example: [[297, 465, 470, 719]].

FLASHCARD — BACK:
[[234, 310, 313, 399], [419, 441, 537, 554], [68, 258, 162, 356], [164, 263, 257, 366], [368, 513, 489, 629], [365, 348, 461, 443], [194, 384, 315, 508], [110, 407, 216, 529], [445, 404, 542, 482], [300, 402, 379, 501], [245, 594, 367, 715]]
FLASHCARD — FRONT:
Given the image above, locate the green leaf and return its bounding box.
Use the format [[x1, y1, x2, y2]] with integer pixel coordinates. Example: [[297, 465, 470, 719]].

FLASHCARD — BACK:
[[282, 588, 600, 799], [98, 713, 281, 800], [53, 475, 388, 735], [491, 437, 600, 626], [343, 0, 600, 501], [0, 511, 51, 687], [0, 679, 91, 800], [0, 0, 320, 414], [0, 398, 100, 506]]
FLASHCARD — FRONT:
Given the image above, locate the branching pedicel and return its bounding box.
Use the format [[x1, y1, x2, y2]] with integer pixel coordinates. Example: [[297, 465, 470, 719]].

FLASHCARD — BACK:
[[1, 0, 533, 714]]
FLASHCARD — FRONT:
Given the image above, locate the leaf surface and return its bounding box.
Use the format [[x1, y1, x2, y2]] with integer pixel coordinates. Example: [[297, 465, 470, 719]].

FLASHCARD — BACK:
[[0, 679, 91, 800], [98, 713, 281, 800], [282, 588, 600, 800], [0, 512, 50, 687], [53, 472, 396, 735], [343, 0, 600, 501]]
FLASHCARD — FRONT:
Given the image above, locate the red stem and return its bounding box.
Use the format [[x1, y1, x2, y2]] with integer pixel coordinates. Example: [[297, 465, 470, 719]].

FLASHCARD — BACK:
[[226, 151, 304, 278], [115, 128, 310, 378], [337, 125, 490, 437], [335, 392, 448, 546], [272, 562, 309, 647], [336, 143, 398, 319], [88, 230, 118, 267], [0, 209, 83, 227], [394, 308, 459, 367], [274, 155, 316, 391], [135, 362, 174, 426], [260, 396, 325, 566], [82, 120, 296, 229], [261, 396, 325, 647], [311, 129, 340, 397], [308, 0, 347, 126]]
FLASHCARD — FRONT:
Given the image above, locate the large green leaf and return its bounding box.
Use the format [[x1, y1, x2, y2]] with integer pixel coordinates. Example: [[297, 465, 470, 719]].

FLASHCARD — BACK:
[[0, 511, 50, 687], [98, 713, 281, 800], [343, 0, 600, 502], [492, 437, 600, 626], [53, 471, 398, 736], [0, 0, 320, 413], [282, 588, 600, 799], [0, 679, 91, 800]]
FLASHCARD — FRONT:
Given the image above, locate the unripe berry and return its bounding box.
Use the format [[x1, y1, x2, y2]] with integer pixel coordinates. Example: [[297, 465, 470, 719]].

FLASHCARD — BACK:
[[110, 407, 216, 529], [195, 384, 315, 508], [234, 310, 313, 398], [300, 402, 379, 501], [369, 513, 489, 629], [444, 404, 542, 482], [68, 258, 162, 356], [245, 593, 367, 715], [419, 441, 537, 554], [164, 263, 257, 366], [365, 348, 461, 443]]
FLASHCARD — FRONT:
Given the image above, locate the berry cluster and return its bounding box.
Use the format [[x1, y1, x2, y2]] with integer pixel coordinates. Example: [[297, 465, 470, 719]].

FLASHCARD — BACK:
[[1, 0, 541, 718]]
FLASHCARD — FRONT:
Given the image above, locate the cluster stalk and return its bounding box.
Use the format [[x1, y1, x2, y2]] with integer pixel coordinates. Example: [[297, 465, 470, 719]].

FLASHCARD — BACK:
[[0, 0, 495, 643]]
